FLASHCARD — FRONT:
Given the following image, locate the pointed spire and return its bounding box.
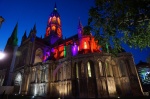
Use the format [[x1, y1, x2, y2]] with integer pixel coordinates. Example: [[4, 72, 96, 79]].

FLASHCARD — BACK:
[[21, 31, 27, 44], [78, 17, 83, 29], [11, 23, 18, 46], [11, 22, 18, 37], [54, 2, 57, 11], [33, 23, 36, 31], [33, 23, 37, 33], [6, 23, 18, 46], [23, 31, 27, 39], [78, 18, 83, 39], [28, 28, 33, 38], [28, 24, 36, 38]]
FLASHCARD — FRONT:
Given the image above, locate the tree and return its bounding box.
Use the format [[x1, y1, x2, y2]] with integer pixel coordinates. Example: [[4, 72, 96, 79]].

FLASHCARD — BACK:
[[87, 0, 150, 55]]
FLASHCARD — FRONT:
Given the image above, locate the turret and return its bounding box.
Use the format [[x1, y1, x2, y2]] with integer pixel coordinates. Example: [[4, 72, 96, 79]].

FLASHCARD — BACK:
[[21, 31, 27, 44], [44, 3, 62, 44], [77, 19, 83, 39], [28, 24, 37, 42]]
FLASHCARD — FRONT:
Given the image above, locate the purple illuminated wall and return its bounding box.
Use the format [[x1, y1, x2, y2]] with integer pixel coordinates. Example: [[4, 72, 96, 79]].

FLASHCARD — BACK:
[[72, 43, 78, 56]]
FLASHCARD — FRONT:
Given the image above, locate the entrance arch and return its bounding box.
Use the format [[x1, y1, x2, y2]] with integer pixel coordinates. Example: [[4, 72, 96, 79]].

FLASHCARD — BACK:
[[14, 72, 22, 94]]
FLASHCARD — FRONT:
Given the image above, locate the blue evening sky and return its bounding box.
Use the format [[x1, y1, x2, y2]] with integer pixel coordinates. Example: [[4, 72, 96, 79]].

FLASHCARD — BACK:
[[0, 0, 149, 64]]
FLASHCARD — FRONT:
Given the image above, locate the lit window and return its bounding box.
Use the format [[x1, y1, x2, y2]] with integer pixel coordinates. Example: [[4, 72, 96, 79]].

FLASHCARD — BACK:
[[87, 62, 92, 77], [57, 17, 61, 25], [52, 16, 56, 22], [52, 26, 56, 31], [57, 28, 62, 37], [99, 61, 103, 76], [84, 42, 87, 49], [48, 17, 52, 24], [105, 62, 112, 76], [72, 44, 78, 56]]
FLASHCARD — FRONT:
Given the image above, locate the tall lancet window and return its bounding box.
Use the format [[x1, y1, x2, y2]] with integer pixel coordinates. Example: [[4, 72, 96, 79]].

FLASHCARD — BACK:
[[98, 61, 103, 76], [87, 62, 92, 77], [119, 60, 127, 76], [81, 62, 84, 77], [105, 61, 113, 77], [84, 42, 87, 49], [76, 63, 79, 78]]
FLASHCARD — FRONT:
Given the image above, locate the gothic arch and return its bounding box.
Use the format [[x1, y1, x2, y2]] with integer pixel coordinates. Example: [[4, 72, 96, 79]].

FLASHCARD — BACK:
[[98, 60, 104, 76], [118, 60, 128, 77], [14, 72, 22, 86], [87, 60, 95, 78], [72, 62, 78, 79], [34, 48, 43, 64], [105, 59, 113, 77]]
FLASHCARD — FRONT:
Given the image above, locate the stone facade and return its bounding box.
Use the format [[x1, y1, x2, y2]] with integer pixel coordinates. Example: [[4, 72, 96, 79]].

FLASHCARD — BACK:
[[0, 3, 143, 98], [12, 52, 142, 98]]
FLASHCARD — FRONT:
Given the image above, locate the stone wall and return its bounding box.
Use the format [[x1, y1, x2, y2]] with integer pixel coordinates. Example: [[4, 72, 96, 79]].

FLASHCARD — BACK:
[[0, 86, 14, 94]]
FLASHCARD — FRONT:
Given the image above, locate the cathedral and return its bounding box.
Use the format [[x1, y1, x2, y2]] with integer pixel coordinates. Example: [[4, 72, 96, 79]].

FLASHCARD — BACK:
[[0, 4, 143, 98]]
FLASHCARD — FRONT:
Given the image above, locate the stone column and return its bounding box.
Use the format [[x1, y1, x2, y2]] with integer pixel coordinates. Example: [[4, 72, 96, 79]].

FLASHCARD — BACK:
[[35, 68, 38, 83], [41, 66, 46, 82]]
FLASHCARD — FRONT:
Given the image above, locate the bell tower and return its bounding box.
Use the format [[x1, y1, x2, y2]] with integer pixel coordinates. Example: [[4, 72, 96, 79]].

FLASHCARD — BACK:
[[45, 3, 62, 45]]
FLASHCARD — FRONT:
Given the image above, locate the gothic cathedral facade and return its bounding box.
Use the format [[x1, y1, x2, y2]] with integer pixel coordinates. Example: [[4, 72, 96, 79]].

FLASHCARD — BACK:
[[0, 4, 143, 98]]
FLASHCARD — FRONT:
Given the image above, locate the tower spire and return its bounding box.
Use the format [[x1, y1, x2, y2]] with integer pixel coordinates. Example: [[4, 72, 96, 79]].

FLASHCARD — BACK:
[[44, 3, 62, 44], [54, 2, 57, 11], [78, 18, 83, 38], [33, 23, 37, 33], [6, 23, 18, 46], [78, 17, 83, 29]]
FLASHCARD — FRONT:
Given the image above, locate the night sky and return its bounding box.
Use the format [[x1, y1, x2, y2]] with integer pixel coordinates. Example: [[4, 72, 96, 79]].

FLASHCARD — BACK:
[[0, 0, 149, 64]]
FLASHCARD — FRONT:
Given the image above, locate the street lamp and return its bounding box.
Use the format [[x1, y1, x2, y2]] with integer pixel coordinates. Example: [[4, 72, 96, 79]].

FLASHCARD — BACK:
[[0, 51, 5, 60]]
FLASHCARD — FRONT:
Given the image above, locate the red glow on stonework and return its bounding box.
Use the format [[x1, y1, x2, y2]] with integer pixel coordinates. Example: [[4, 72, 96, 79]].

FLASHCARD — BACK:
[[46, 27, 50, 36], [57, 28, 62, 37]]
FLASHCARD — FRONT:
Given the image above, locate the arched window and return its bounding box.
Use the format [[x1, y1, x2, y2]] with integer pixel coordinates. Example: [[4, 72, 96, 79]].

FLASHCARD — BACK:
[[14, 73, 22, 86], [57, 17, 61, 25], [34, 48, 43, 64], [119, 60, 127, 76], [81, 63, 84, 77], [125, 60, 133, 75], [57, 28, 62, 37], [87, 62, 92, 77], [105, 61, 113, 76], [98, 61, 103, 76], [76, 63, 79, 78], [84, 42, 87, 49], [52, 16, 56, 22], [72, 63, 76, 79], [52, 26, 56, 31]]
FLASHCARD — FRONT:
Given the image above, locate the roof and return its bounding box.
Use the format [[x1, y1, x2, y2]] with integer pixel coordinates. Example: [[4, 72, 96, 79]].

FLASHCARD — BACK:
[[136, 61, 150, 67]]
